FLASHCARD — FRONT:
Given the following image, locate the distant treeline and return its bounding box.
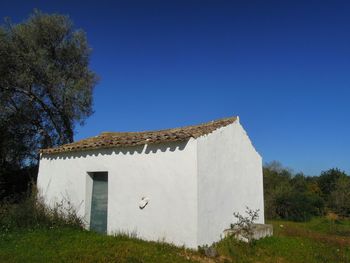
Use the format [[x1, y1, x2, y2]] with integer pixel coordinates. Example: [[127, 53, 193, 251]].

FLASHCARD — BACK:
[[264, 162, 350, 221]]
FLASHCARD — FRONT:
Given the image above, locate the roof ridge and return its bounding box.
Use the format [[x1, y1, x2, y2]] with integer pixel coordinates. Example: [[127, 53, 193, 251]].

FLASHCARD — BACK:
[[100, 116, 237, 135]]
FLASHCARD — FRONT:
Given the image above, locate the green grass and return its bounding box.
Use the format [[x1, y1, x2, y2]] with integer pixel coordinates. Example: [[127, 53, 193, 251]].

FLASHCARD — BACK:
[[0, 218, 349, 263], [216, 218, 350, 263], [277, 217, 350, 236], [0, 227, 197, 263]]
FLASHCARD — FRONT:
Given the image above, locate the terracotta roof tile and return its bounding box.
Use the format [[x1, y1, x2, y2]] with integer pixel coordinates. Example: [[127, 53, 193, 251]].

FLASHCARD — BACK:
[[40, 116, 237, 154]]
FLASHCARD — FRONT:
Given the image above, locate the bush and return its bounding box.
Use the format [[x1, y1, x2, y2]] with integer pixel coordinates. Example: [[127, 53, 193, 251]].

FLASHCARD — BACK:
[[318, 168, 347, 200], [264, 162, 325, 222], [275, 191, 324, 222], [230, 207, 260, 243], [0, 185, 83, 232], [0, 165, 37, 201], [329, 176, 350, 217]]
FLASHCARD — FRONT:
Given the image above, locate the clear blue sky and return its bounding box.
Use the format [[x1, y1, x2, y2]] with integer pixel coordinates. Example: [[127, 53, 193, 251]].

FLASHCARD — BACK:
[[2, 1, 350, 175]]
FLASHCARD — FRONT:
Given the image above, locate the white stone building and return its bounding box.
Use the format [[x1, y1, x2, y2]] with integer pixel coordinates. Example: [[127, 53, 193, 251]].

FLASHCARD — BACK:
[[37, 116, 264, 248]]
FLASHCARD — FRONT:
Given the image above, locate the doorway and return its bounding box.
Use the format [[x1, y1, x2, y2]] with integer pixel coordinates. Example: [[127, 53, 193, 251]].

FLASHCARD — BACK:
[[90, 172, 108, 234]]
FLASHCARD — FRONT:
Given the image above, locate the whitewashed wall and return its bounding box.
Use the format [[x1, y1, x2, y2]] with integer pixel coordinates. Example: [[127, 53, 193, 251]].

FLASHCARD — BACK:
[[196, 119, 264, 246], [37, 139, 198, 248]]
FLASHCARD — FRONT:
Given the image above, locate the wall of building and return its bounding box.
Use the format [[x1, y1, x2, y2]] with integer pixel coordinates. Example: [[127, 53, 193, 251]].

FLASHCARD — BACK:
[[196, 119, 264, 246], [37, 119, 264, 248], [37, 139, 198, 248]]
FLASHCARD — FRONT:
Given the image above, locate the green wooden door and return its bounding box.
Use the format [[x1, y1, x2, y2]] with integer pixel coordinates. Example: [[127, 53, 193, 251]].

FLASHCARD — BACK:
[[90, 172, 108, 234]]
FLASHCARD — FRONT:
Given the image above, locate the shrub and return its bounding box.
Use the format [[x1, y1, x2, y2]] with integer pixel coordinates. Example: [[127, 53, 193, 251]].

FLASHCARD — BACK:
[[275, 191, 324, 222], [230, 207, 260, 243], [264, 162, 326, 222], [0, 185, 83, 232], [329, 176, 350, 217]]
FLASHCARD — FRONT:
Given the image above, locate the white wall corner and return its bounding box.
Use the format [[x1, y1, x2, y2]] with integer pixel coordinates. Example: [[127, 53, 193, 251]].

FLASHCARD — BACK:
[[193, 137, 200, 248], [236, 120, 262, 160], [236, 115, 240, 123]]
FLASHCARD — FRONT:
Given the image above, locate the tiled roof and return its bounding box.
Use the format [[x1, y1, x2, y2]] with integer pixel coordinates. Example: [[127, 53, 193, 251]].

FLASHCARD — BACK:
[[40, 116, 238, 154]]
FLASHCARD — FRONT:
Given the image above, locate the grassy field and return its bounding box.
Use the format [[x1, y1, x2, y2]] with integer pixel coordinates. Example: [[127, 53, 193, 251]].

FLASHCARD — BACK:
[[0, 217, 349, 263]]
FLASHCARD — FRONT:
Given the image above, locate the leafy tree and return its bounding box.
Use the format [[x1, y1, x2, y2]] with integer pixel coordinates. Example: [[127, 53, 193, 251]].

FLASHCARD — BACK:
[[263, 162, 293, 219], [0, 10, 97, 198], [317, 168, 347, 200], [263, 162, 325, 221], [329, 176, 350, 217], [274, 190, 324, 222]]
